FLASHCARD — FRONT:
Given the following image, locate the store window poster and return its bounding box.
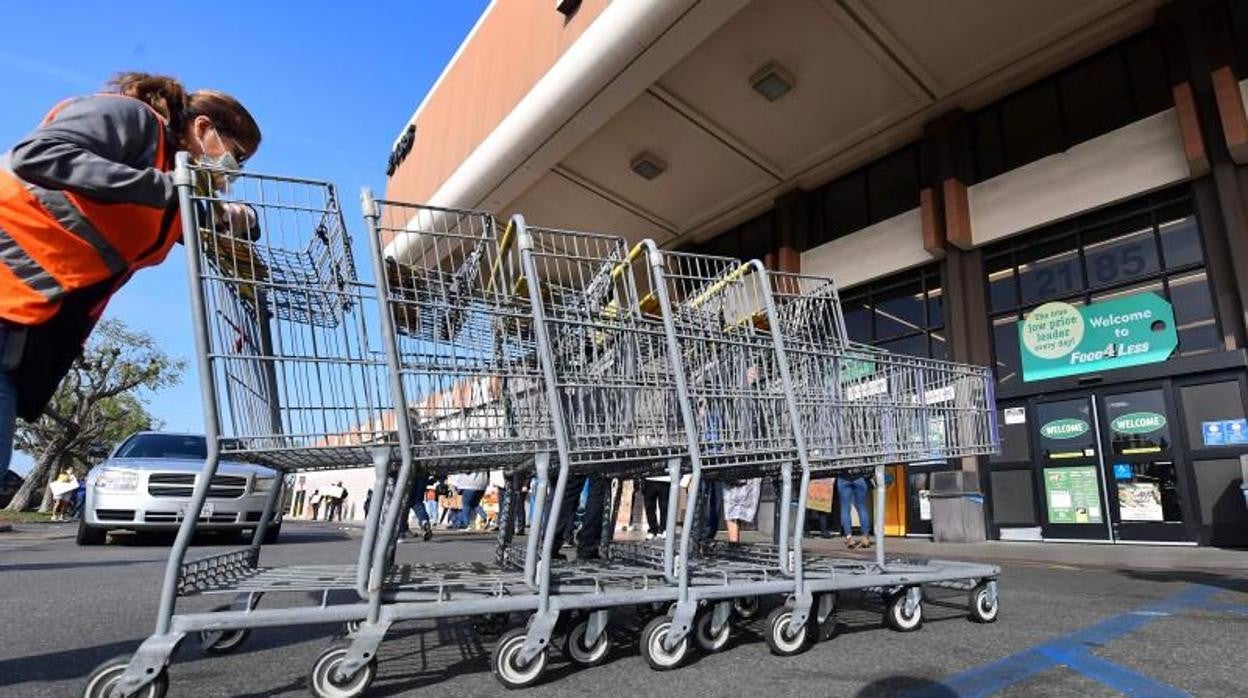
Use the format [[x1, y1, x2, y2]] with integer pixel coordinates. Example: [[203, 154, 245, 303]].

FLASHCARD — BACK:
[[1202, 419, 1248, 446]]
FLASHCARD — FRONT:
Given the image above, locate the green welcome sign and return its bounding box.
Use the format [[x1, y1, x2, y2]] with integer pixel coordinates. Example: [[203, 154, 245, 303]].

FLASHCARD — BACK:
[[1019, 292, 1178, 382], [1110, 412, 1166, 435], [1041, 418, 1090, 440]]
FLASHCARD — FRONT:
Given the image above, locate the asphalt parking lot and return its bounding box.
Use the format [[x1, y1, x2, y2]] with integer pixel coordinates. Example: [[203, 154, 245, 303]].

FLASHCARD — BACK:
[[0, 523, 1244, 697]]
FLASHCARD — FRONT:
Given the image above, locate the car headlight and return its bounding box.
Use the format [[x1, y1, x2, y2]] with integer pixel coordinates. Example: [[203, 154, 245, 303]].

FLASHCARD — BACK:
[[253, 477, 276, 493], [94, 468, 139, 492]]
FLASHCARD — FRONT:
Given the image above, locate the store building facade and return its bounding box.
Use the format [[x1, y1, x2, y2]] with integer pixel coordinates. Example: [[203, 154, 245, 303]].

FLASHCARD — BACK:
[[385, 0, 1248, 545]]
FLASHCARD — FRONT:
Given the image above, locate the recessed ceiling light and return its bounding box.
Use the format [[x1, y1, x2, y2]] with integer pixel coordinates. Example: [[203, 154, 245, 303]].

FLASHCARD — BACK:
[[630, 152, 666, 180], [751, 62, 795, 102]]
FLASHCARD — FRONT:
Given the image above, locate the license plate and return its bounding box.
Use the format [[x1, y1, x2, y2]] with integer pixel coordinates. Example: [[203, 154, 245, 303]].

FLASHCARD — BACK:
[[180, 503, 214, 518]]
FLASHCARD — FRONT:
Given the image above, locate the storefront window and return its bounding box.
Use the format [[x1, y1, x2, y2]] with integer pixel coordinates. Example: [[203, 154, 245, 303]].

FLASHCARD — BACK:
[[1180, 381, 1247, 449], [1104, 389, 1172, 455], [985, 188, 1217, 385], [840, 265, 943, 359]]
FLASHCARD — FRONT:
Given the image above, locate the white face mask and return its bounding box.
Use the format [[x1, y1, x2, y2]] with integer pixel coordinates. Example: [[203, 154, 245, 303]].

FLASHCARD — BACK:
[[196, 126, 241, 179]]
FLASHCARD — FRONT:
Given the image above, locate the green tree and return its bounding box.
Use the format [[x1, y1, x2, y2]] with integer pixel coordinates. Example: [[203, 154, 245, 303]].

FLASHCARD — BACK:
[[5, 320, 184, 512]]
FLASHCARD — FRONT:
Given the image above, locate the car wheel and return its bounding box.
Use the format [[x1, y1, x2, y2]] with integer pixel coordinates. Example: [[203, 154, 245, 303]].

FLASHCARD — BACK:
[[76, 517, 107, 546]]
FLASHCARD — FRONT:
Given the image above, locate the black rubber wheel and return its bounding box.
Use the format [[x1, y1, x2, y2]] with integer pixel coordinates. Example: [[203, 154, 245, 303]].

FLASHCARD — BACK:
[[732, 596, 760, 621], [564, 617, 611, 667], [492, 627, 549, 689], [639, 615, 689, 671], [262, 522, 282, 546], [198, 605, 251, 654], [969, 583, 999, 624], [76, 518, 106, 546], [82, 654, 168, 698], [884, 589, 924, 632], [763, 606, 810, 657], [308, 641, 377, 698], [693, 610, 730, 653]]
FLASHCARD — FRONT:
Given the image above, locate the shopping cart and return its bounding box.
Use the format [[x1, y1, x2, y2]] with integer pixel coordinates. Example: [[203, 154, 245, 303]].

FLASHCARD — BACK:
[[690, 266, 1001, 654], [83, 156, 409, 698]]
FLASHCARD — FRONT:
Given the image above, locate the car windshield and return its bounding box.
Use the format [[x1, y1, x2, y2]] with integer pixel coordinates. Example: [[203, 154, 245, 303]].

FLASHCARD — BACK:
[[115, 434, 207, 460]]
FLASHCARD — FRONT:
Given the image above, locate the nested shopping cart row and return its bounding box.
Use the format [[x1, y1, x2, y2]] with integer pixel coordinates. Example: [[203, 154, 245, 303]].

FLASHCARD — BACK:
[[86, 160, 999, 698]]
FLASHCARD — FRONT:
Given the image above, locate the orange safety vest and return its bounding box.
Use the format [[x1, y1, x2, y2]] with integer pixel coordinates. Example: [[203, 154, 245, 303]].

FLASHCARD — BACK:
[[0, 95, 182, 326]]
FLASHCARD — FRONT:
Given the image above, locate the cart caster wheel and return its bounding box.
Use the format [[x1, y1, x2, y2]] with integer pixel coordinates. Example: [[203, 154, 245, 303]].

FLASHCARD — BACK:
[[199, 605, 251, 654], [564, 617, 611, 667], [308, 641, 377, 698], [474, 612, 510, 637], [969, 583, 999, 624], [884, 589, 924, 632], [764, 607, 810, 656], [732, 596, 760, 621], [693, 610, 730, 653], [492, 627, 549, 689], [813, 592, 839, 642], [640, 615, 689, 671], [83, 655, 168, 698]]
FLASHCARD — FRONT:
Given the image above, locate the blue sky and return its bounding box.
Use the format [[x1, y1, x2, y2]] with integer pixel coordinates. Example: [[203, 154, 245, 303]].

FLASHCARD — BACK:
[[2, 1, 489, 474]]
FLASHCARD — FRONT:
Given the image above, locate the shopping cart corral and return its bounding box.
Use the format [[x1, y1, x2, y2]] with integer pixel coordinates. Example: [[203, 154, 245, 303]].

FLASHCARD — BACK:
[[84, 156, 1001, 698]]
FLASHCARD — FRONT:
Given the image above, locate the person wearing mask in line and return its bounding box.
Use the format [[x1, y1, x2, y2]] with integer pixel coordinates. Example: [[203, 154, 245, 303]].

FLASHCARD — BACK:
[[0, 73, 261, 480]]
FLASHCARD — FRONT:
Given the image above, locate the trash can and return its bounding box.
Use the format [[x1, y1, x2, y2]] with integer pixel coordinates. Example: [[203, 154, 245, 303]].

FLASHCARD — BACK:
[[929, 470, 987, 543]]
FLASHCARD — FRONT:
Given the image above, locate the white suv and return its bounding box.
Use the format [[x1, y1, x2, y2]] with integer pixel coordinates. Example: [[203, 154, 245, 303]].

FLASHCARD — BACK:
[[77, 432, 282, 545]]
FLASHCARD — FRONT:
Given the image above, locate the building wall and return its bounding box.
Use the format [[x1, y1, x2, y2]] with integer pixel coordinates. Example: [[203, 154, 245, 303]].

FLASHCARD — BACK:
[[384, 0, 609, 204]]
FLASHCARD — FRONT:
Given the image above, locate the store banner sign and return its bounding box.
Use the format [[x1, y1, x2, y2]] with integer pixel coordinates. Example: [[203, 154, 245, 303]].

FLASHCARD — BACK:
[[1019, 293, 1178, 382]]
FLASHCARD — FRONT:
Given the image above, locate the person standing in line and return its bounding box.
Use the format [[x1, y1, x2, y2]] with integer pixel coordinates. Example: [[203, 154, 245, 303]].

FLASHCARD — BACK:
[[453, 471, 489, 530], [640, 473, 670, 540], [837, 467, 873, 549], [308, 490, 321, 521], [697, 479, 724, 541], [423, 480, 439, 529], [328, 482, 348, 522], [398, 474, 435, 541], [363, 489, 372, 518], [552, 473, 604, 560], [723, 477, 761, 543], [49, 468, 76, 521]]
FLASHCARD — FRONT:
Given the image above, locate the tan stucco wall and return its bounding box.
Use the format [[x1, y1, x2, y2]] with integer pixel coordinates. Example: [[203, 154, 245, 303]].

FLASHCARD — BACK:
[[385, 0, 610, 204]]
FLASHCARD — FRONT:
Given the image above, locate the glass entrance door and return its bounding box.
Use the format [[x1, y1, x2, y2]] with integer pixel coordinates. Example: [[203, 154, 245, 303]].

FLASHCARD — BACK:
[[1033, 397, 1112, 541], [1098, 387, 1191, 542]]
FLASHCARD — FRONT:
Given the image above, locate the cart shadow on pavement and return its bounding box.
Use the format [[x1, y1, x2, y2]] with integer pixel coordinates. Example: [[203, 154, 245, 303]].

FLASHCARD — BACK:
[[0, 557, 158, 573], [1114, 568, 1248, 594], [0, 623, 345, 689], [100, 528, 352, 547], [856, 676, 958, 697]]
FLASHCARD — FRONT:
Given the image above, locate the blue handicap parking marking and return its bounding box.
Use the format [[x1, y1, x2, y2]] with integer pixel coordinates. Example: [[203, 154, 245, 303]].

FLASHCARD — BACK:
[[910, 585, 1223, 698]]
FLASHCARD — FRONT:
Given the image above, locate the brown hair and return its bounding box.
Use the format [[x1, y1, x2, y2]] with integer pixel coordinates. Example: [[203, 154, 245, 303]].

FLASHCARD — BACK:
[[108, 72, 262, 160]]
